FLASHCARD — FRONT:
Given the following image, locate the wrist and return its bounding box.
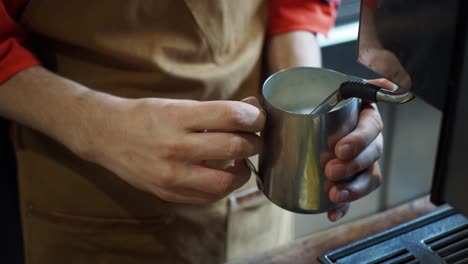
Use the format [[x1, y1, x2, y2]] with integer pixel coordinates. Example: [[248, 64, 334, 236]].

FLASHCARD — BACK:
[[0, 66, 126, 161], [67, 88, 127, 162]]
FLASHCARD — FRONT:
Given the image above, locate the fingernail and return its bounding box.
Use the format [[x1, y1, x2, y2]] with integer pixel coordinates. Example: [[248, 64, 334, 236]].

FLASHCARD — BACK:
[[329, 164, 345, 180], [338, 144, 353, 159], [335, 189, 350, 203], [334, 211, 343, 221], [242, 97, 261, 108]]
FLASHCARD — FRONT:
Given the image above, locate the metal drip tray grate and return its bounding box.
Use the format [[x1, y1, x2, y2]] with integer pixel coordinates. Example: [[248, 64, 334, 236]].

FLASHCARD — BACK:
[[318, 207, 468, 264], [424, 224, 468, 263], [368, 248, 419, 264]]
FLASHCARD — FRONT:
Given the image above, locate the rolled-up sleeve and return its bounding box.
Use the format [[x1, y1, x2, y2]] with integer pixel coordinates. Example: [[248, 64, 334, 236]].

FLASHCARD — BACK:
[[0, 0, 40, 84], [267, 0, 339, 37]]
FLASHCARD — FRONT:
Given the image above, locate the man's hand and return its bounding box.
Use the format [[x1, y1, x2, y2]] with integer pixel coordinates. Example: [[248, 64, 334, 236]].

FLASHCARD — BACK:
[[267, 31, 385, 222], [83, 97, 265, 204], [324, 79, 389, 222], [325, 102, 383, 221], [0, 66, 264, 204]]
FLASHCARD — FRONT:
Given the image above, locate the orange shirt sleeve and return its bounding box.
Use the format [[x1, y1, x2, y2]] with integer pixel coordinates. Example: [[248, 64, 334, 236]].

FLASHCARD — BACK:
[[267, 0, 340, 37], [0, 0, 40, 84]]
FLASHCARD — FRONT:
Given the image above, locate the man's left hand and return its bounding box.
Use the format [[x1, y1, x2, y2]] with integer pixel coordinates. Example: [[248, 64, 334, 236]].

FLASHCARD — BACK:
[[325, 100, 384, 221]]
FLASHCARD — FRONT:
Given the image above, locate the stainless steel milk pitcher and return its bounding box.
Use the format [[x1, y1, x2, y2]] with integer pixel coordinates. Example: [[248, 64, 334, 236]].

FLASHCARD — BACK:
[[247, 67, 413, 214]]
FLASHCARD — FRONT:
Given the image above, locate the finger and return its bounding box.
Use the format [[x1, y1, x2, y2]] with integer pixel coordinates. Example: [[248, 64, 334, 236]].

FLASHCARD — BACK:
[[241, 96, 261, 109], [327, 203, 350, 222], [398, 72, 412, 90], [326, 134, 383, 181], [320, 151, 335, 168], [184, 101, 266, 132], [329, 162, 382, 204], [367, 77, 412, 92], [175, 161, 251, 197], [375, 66, 411, 91], [225, 159, 253, 190], [187, 132, 261, 161], [367, 78, 398, 91], [334, 103, 383, 160]]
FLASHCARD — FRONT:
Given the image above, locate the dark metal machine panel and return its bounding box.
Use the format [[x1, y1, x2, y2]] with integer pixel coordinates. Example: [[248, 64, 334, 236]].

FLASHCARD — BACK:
[[358, 0, 468, 215], [357, 0, 459, 110], [432, 0, 468, 216]]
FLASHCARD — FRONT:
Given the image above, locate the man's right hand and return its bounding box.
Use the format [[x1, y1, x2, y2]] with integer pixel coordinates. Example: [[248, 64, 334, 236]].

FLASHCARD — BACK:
[[0, 66, 264, 204], [80, 97, 265, 204]]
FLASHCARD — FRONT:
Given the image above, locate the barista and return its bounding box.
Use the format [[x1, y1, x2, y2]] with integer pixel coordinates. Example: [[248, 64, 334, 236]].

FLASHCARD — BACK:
[[0, 0, 384, 263]]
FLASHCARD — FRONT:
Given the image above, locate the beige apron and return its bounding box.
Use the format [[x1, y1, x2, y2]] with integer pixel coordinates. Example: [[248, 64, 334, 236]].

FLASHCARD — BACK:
[[16, 1, 293, 263]]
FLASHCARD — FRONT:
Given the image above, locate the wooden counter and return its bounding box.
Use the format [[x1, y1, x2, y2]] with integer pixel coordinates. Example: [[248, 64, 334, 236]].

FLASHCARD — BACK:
[[228, 196, 440, 264]]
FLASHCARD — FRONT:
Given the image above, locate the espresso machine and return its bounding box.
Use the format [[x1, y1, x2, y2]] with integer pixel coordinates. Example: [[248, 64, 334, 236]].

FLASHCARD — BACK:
[[319, 0, 468, 263]]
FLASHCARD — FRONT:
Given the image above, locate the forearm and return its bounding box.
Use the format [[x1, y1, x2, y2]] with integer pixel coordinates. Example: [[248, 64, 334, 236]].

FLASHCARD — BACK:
[[266, 30, 322, 74], [0, 66, 118, 156]]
